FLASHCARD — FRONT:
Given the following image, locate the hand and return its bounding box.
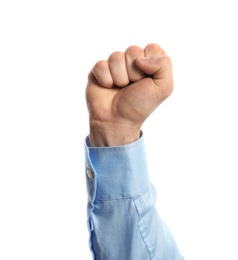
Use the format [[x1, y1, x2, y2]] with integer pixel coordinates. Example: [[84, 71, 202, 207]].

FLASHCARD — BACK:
[[86, 43, 174, 146]]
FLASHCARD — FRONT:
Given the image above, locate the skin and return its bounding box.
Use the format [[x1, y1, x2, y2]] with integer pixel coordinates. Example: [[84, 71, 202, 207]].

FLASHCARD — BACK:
[[86, 43, 174, 147]]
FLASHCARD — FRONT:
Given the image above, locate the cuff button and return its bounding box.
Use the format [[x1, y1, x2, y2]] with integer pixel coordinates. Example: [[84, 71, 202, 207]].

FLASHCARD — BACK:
[[87, 169, 94, 180]]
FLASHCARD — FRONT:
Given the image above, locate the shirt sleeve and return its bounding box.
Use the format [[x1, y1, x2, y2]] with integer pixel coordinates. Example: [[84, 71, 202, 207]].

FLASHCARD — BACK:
[[84, 133, 184, 260]]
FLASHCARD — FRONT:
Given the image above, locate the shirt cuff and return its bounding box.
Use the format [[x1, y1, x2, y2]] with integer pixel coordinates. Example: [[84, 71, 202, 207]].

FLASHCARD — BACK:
[[84, 133, 150, 202]]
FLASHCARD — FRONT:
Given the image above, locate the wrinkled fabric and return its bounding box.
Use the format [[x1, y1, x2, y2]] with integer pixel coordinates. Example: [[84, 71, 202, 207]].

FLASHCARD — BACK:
[[85, 134, 184, 260]]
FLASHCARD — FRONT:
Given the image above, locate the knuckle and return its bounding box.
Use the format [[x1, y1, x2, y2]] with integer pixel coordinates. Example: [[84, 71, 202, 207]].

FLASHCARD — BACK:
[[108, 51, 124, 62], [93, 60, 107, 70], [125, 45, 142, 56], [145, 43, 166, 56], [162, 55, 172, 65], [160, 55, 173, 71]]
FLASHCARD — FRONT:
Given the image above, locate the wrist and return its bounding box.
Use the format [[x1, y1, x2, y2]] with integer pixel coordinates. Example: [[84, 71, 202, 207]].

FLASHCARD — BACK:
[[89, 121, 141, 147]]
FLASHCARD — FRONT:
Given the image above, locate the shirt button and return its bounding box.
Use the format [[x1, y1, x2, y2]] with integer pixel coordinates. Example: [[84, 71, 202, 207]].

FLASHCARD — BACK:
[[87, 169, 94, 180]]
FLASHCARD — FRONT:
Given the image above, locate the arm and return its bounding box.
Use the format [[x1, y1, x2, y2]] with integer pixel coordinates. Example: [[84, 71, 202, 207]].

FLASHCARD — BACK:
[[85, 43, 184, 259]]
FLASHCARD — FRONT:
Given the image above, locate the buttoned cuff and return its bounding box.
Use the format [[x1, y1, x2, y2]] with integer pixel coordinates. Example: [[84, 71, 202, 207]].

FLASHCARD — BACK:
[[85, 134, 150, 202]]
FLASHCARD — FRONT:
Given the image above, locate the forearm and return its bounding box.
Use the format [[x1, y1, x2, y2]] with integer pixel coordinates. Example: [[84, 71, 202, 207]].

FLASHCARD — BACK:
[[84, 134, 184, 260]]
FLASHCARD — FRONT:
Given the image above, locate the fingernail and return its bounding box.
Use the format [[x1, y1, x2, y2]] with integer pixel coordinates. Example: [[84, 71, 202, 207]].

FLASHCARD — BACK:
[[137, 57, 151, 62]]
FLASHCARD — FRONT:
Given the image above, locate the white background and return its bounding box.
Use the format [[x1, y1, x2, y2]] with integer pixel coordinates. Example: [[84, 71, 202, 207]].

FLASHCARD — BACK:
[[0, 0, 238, 259]]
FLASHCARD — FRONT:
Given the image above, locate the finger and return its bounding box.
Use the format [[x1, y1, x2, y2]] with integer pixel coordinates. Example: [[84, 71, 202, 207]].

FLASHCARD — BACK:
[[108, 51, 129, 87], [136, 44, 171, 81], [91, 60, 113, 88], [125, 45, 145, 82], [136, 55, 172, 78], [144, 43, 166, 57], [135, 55, 174, 98]]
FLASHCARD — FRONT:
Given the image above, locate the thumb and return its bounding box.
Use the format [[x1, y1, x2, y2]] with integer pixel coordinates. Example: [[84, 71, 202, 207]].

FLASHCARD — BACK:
[[135, 55, 174, 97], [135, 55, 173, 80]]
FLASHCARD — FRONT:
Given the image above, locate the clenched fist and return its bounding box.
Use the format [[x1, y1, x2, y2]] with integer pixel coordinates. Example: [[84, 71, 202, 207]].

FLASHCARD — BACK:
[[86, 43, 174, 146]]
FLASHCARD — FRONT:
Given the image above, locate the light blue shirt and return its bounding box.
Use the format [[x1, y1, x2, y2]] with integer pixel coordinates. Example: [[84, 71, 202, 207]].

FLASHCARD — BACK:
[[85, 134, 184, 260]]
